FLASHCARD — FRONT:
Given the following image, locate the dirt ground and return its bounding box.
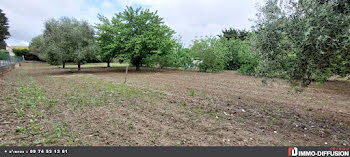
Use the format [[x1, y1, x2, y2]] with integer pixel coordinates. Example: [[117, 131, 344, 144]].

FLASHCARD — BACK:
[[0, 62, 349, 146]]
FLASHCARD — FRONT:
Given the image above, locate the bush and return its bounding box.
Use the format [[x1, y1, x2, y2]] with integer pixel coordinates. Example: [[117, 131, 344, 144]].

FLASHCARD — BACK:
[[13, 48, 40, 61], [0, 49, 9, 55], [221, 35, 259, 74], [223, 39, 241, 70], [190, 37, 227, 72], [0, 53, 10, 60], [143, 42, 194, 69]]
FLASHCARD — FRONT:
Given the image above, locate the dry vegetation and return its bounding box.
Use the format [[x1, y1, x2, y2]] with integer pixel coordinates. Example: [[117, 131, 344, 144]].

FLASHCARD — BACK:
[[0, 62, 349, 146]]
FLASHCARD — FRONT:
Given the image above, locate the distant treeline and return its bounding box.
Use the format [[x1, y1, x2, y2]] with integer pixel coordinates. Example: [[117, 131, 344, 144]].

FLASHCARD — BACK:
[[27, 0, 349, 86]]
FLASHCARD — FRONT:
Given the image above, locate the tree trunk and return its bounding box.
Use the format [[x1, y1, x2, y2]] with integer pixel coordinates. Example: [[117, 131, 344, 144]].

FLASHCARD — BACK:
[[136, 64, 140, 71], [107, 61, 110, 68], [134, 57, 141, 71], [124, 66, 128, 83], [63, 62, 65, 68], [78, 62, 81, 71]]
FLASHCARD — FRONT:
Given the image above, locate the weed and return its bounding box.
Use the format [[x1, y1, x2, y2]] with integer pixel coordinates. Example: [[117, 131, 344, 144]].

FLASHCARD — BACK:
[[188, 89, 195, 97], [15, 126, 26, 133], [14, 107, 25, 117], [336, 122, 350, 129], [150, 132, 160, 144], [48, 99, 57, 108], [53, 122, 67, 138], [67, 131, 77, 145], [128, 123, 135, 131], [29, 119, 40, 133], [261, 79, 268, 85]]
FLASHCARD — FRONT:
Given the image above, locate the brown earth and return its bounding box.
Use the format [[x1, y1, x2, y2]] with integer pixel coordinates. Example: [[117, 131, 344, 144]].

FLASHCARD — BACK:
[[0, 62, 349, 146]]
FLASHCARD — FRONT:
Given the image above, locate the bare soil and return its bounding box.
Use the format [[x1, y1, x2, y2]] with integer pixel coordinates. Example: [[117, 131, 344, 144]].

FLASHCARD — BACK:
[[0, 62, 349, 146]]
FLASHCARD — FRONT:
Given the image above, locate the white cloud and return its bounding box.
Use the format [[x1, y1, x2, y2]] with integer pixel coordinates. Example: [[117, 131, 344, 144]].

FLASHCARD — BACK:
[[1, 0, 264, 46], [20, 41, 29, 46], [0, 0, 103, 46], [117, 0, 264, 46]]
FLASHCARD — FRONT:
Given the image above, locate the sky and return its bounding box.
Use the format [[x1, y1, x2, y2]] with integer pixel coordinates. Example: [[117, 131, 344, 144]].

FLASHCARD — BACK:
[[0, 0, 264, 47]]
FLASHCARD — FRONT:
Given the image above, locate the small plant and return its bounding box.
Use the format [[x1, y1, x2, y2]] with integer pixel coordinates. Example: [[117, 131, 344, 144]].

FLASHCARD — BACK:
[[67, 131, 77, 145], [29, 119, 40, 133], [15, 126, 26, 133], [14, 107, 25, 117], [150, 132, 160, 144], [188, 89, 195, 97], [128, 123, 135, 131], [48, 99, 57, 108], [53, 123, 66, 138]]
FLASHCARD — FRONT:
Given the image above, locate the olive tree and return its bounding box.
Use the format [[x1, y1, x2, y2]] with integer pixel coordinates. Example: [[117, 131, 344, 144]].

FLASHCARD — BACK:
[[254, 0, 350, 86], [29, 35, 47, 60], [43, 17, 97, 70]]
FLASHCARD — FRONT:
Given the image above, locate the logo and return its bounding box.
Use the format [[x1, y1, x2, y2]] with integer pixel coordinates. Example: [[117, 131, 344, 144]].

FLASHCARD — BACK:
[[288, 147, 350, 157], [288, 147, 298, 156]]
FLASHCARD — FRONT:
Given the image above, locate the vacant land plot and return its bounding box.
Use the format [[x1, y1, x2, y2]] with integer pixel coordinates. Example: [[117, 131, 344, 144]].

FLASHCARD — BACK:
[[0, 62, 349, 146]]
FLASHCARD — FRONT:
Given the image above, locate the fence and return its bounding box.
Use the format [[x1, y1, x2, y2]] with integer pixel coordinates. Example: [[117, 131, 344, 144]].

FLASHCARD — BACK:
[[0, 54, 24, 75]]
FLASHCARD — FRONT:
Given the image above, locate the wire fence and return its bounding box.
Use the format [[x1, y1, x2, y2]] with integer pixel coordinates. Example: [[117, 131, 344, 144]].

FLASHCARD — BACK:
[[0, 54, 24, 67]]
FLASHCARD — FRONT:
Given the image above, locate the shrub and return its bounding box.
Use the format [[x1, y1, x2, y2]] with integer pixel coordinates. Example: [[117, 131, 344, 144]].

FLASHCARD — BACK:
[[236, 41, 259, 75], [190, 37, 227, 72], [13, 48, 40, 61], [0, 49, 9, 55], [143, 42, 194, 69], [221, 35, 259, 74]]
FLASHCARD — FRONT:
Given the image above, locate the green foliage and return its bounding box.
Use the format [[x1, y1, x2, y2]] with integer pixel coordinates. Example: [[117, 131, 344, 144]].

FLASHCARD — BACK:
[[236, 41, 259, 75], [190, 36, 228, 72], [98, 6, 176, 71], [0, 53, 9, 60], [13, 48, 40, 61], [0, 49, 8, 55], [219, 28, 249, 40], [95, 14, 118, 67], [13, 48, 29, 56], [0, 9, 10, 49], [144, 41, 194, 69], [188, 89, 195, 97], [167, 45, 194, 69], [42, 17, 98, 69], [254, 0, 350, 86], [29, 35, 47, 61], [222, 36, 258, 74]]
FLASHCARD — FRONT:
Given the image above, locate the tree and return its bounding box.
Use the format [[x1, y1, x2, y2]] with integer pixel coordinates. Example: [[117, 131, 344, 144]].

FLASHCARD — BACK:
[[167, 42, 194, 69], [109, 6, 176, 71], [96, 14, 119, 68], [219, 28, 249, 40], [190, 36, 228, 72], [0, 9, 10, 49], [43, 17, 97, 70], [254, 0, 350, 86], [69, 20, 97, 71], [222, 36, 258, 74], [29, 35, 47, 60], [143, 40, 194, 69], [254, 0, 293, 78], [13, 47, 40, 61]]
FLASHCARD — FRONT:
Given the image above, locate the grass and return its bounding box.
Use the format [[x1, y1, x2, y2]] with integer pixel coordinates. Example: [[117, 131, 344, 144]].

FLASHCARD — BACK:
[[59, 62, 129, 68]]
